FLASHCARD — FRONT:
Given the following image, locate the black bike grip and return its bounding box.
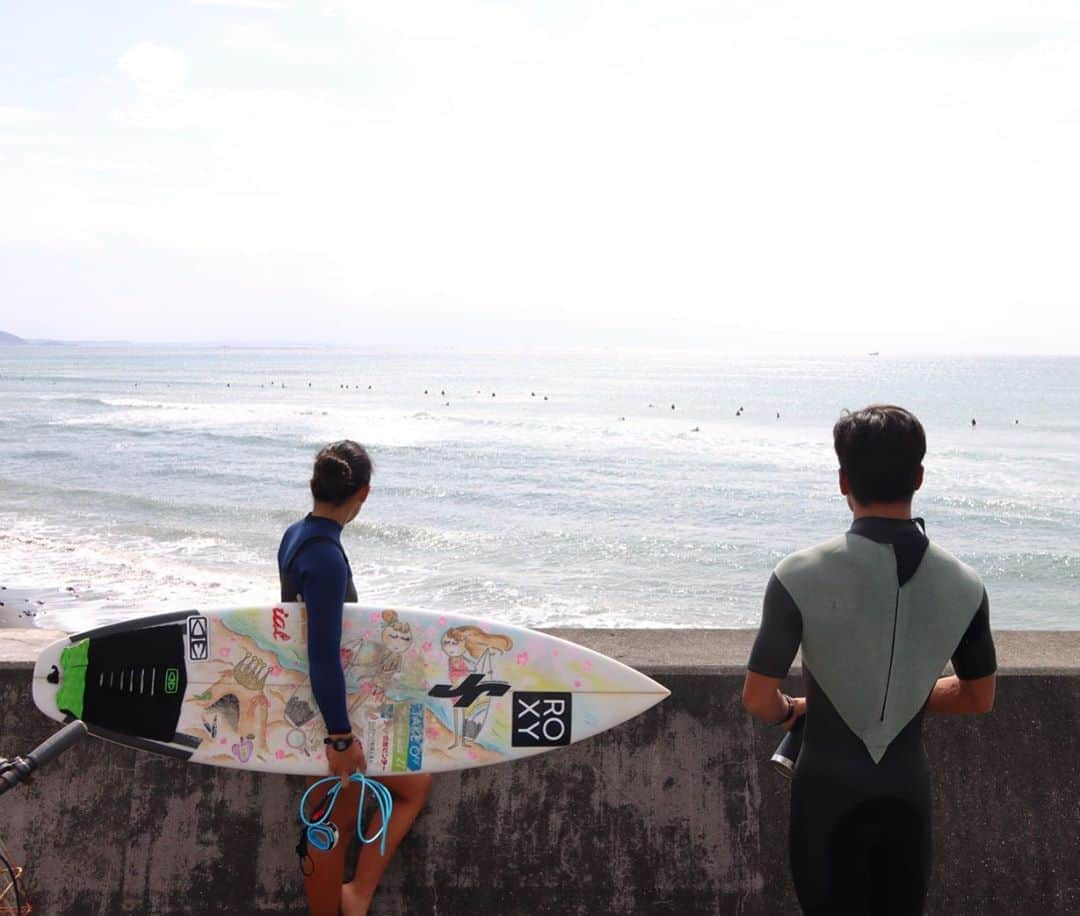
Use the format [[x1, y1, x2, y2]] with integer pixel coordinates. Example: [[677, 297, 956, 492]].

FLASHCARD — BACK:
[[25, 720, 88, 770]]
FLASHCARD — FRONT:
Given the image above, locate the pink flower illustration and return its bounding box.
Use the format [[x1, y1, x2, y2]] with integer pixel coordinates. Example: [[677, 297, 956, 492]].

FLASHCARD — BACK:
[[275, 749, 286, 760], [574, 679, 582, 688], [467, 749, 480, 761], [438, 616, 447, 626], [516, 652, 529, 666], [219, 647, 232, 658], [370, 611, 382, 623], [583, 659, 593, 672], [422, 641, 433, 653]]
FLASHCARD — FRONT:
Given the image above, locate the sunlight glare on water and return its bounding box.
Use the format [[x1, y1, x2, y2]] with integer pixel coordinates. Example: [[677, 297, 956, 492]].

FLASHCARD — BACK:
[[1, 346, 1078, 631]]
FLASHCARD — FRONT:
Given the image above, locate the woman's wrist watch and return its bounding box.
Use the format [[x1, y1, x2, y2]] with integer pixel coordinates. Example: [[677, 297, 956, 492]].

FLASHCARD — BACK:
[[324, 734, 354, 752]]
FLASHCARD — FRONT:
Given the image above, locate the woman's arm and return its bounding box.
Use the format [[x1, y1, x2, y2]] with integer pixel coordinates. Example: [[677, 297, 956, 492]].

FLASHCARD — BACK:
[[299, 543, 353, 736]]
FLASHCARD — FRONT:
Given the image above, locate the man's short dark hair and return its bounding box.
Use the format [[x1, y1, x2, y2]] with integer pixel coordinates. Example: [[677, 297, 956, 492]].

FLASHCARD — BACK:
[[833, 405, 926, 505]]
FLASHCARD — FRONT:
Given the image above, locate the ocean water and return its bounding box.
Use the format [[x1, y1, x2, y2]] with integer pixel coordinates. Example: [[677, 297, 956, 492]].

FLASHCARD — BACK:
[[1, 345, 1078, 632]]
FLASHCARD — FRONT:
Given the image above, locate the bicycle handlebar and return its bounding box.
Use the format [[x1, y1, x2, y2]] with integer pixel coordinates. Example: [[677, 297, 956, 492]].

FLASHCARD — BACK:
[[0, 720, 88, 796], [26, 720, 88, 768]]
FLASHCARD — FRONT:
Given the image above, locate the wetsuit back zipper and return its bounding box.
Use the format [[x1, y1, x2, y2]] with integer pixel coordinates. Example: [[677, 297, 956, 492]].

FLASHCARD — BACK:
[[881, 588, 900, 721]]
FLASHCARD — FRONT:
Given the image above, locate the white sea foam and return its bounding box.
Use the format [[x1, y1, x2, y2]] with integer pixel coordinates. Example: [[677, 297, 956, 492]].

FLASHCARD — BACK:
[[0, 513, 268, 621]]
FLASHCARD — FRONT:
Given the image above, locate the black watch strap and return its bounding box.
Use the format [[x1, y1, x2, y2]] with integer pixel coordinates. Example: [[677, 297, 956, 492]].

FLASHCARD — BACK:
[[324, 735, 354, 752]]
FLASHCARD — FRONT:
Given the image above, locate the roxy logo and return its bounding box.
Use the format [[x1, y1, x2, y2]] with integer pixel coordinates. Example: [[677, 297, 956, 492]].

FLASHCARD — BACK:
[[272, 606, 291, 642], [511, 692, 572, 747]]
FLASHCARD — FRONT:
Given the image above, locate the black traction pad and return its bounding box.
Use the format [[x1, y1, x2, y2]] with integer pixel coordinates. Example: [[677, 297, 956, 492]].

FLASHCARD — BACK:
[[82, 625, 188, 742]]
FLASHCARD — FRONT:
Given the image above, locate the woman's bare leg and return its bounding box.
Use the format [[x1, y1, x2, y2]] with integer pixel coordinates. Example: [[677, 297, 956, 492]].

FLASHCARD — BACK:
[[302, 776, 361, 916], [340, 773, 433, 916]]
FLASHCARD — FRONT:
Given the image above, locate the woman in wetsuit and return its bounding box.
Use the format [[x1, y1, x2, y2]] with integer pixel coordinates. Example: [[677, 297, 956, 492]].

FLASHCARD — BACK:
[[279, 440, 432, 916], [742, 406, 997, 915]]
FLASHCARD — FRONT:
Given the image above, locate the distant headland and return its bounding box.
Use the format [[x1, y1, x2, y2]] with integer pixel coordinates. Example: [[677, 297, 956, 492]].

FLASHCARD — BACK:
[[0, 332, 111, 346]]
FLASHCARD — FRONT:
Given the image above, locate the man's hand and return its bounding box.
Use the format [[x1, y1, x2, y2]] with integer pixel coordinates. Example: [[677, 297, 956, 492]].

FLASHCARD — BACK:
[[783, 696, 807, 731], [742, 671, 805, 726], [326, 734, 367, 785]]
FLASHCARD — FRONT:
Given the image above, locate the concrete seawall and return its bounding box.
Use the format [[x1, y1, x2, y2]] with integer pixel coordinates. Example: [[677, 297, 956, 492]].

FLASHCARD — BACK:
[[1, 628, 1078, 915]]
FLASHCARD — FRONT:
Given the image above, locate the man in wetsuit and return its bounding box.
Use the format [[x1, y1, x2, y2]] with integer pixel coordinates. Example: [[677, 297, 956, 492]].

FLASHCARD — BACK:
[[742, 405, 997, 915]]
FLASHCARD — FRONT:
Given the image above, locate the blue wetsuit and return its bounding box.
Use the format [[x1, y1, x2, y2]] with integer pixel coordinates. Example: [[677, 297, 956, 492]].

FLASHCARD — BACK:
[[278, 514, 358, 736]]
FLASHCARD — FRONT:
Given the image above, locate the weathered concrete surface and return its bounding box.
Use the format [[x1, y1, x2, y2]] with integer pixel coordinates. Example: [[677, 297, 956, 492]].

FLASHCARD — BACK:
[[1, 629, 1077, 915]]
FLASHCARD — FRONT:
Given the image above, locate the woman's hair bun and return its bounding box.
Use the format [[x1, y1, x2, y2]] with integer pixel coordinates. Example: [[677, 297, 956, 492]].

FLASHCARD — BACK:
[[317, 453, 352, 482], [310, 440, 373, 505]]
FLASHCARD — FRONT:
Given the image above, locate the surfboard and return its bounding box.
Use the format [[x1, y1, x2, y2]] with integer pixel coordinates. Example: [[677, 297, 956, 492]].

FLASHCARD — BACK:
[[32, 604, 668, 776]]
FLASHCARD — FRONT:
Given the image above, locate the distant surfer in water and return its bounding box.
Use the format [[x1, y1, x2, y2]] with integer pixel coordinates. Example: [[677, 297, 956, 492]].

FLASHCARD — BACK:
[[279, 441, 432, 916]]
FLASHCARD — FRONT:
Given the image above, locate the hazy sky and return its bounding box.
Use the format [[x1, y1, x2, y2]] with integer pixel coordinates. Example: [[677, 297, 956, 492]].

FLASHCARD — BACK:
[[2, 1, 1079, 352]]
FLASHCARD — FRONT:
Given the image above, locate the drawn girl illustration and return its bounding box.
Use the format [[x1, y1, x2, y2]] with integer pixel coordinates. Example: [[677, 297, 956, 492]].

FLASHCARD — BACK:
[[440, 626, 513, 749], [347, 610, 414, 714], [377, 610, 413, 680]]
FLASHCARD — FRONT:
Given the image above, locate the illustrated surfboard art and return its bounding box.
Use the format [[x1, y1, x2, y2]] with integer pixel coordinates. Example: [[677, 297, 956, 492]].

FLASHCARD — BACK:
[[32, 605, 669, 776]]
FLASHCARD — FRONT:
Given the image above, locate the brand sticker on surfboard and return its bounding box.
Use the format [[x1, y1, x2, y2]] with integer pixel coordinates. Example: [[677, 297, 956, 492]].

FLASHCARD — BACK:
[[511, 692, 572, 747], [187, 615, 210, 661]]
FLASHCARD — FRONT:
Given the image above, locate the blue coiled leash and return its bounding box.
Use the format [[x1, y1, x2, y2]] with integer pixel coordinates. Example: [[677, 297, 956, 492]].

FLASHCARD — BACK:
[[299, 773, 394, 855]]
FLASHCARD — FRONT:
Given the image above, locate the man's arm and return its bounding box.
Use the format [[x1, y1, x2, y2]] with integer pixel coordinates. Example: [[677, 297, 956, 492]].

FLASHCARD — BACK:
[[929, 589, 997, 715], [742, 671, 805, 726], [926, 673, 995, 714], [743, 573, 804, 727]]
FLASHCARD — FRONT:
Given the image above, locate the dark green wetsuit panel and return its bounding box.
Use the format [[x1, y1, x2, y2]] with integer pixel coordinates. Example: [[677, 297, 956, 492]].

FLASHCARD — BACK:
[[749, 517, 997, 915]]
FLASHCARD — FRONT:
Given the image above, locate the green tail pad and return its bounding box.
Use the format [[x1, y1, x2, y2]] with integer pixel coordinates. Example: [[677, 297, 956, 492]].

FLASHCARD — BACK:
[[56, 639, 91, 719]]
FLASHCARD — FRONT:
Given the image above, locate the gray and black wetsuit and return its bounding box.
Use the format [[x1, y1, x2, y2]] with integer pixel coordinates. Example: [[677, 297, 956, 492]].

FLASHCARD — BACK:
[[749, 517, 997, 915]]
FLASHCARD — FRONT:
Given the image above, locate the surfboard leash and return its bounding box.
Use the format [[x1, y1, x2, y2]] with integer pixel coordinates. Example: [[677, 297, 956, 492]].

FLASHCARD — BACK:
[[298, 773, 394, 859]]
